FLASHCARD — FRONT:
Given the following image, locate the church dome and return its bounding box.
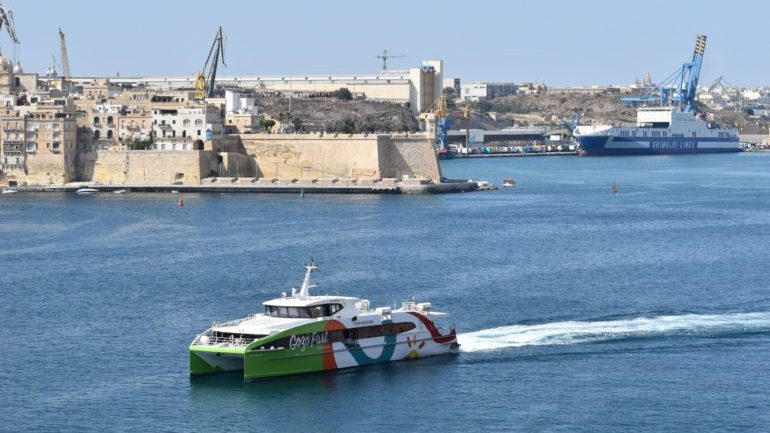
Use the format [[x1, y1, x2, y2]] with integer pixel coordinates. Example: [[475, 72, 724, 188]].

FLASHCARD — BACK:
[[0, 53, 11, 73]]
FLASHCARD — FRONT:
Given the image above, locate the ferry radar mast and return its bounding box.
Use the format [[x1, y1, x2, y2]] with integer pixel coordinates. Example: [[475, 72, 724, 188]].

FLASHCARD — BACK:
[[299, 258, 318, 298]]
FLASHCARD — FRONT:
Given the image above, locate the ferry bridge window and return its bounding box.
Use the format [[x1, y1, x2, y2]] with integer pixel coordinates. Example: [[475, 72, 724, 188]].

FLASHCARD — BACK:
[[309, 306, 325, 318], [265, 304, 343, 318]]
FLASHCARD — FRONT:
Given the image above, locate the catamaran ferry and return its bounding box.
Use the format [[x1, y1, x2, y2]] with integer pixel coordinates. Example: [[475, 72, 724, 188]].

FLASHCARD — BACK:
[[189, 260, 458, 380], [574, 106, 740, 156]]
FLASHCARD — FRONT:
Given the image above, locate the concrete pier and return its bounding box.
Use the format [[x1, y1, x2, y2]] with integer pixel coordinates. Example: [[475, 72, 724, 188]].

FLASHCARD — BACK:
[[12, 178, 478, 195]]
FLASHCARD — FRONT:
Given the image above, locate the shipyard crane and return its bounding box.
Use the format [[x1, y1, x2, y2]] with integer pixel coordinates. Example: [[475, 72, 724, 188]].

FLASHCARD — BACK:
[[376, 49, 405, 71], [195, 27, 226, 99], [0, 3, 18, 47], [417, 96, 453, 156], [461, 103, 472, 150], [621, 34, 708, 113], [707, 76, 742, 110], [59, 28, 71, 79], [49, 53, 57, 77], [434, 96, 452, 154], [707, 76, 726, 94]]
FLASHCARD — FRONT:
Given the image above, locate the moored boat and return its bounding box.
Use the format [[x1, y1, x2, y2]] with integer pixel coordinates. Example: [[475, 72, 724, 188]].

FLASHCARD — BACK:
[[189, 260, 458, 381], [574, 107, 740, 156], [76, 188, 98, 195], [574, 35, 740, 156], [472, 180, 497, 191]]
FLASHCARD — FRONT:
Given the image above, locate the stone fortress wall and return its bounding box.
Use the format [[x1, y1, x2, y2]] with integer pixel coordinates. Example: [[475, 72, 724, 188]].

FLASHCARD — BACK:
[[53, 133, 440, 187], [240, 133, 441, 181]]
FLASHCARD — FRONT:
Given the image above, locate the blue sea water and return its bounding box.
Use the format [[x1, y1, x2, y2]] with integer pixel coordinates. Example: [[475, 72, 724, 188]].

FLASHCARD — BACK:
[[2, 153, 770, 432]]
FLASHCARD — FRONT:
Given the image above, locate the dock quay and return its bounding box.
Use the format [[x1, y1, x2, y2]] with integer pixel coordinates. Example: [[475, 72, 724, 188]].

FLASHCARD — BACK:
[[460, 151, 578, 158], [12, 178, 479, 195]]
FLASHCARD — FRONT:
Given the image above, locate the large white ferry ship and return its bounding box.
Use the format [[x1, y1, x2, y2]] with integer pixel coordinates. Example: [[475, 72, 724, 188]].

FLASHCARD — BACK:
[[574, 107, 740, 156], [575, 34, 740, 156], [190, 260, 458, 381]]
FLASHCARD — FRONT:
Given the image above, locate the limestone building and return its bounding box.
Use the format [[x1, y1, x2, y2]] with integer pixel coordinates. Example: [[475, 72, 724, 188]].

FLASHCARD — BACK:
[[151, 104, 224, 150], [224, 90, 259, 134], [0, 103, 78, 186]]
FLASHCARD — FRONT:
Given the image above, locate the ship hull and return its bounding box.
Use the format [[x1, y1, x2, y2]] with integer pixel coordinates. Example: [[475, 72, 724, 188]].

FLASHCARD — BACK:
[[579, 135, 740, 156]]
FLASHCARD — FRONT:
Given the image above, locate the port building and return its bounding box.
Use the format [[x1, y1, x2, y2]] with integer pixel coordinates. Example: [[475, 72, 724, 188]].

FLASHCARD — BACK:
[[62, 60, 444, 115], [460, 82, 518, 102]]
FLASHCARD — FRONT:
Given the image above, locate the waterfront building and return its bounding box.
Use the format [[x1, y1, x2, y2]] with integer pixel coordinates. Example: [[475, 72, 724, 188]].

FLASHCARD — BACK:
[[0, 109, 25, 172], [224, 90, 259, 134], [0, 103, 78, 185], [151, 104, 224, 150], [460, 82, 518, 102], [118, 108, 153, 145]]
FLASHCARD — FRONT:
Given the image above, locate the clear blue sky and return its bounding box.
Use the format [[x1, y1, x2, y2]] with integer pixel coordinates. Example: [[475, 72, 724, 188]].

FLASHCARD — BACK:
[[4, 0, 767, 87]]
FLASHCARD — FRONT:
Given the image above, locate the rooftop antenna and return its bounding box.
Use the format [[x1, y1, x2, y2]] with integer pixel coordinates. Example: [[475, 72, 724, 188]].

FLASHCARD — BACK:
[[299, 258, 318, 298]]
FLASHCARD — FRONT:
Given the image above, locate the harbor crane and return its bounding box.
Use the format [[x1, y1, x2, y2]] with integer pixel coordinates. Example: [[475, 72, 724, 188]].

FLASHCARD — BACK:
[[59, 28, 71, 79], [194, 26, 226, 99], [461, 103, 472, 150], [376, 49, 405, 71], [0, 3, 19, 52], [418, 96, 453, 156], [707, 76, 742, 111], [622, 34, 708, 113]]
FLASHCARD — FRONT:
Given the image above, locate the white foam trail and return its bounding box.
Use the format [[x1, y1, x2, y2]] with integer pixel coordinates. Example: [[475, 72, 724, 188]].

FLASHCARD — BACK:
[[458, 312, 770, 352]]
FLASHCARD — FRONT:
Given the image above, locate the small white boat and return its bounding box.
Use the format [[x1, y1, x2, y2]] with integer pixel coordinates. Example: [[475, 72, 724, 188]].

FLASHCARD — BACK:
[[475, 180, 497, 191], [2, 188, 18, 194], [76, 188, 99, 195], [113, 189, 127, 194], [502, 178, 516, 187]]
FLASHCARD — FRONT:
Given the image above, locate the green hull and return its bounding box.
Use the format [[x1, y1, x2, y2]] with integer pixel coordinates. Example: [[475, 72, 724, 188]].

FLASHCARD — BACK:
[[244, 347, 328, 380], [189, 350, 227, 376], [190, 320, 332, 380]]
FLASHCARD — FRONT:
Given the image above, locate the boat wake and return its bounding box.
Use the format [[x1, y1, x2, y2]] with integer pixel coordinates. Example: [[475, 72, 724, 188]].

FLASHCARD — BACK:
[[458, 312, 770, 352]]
